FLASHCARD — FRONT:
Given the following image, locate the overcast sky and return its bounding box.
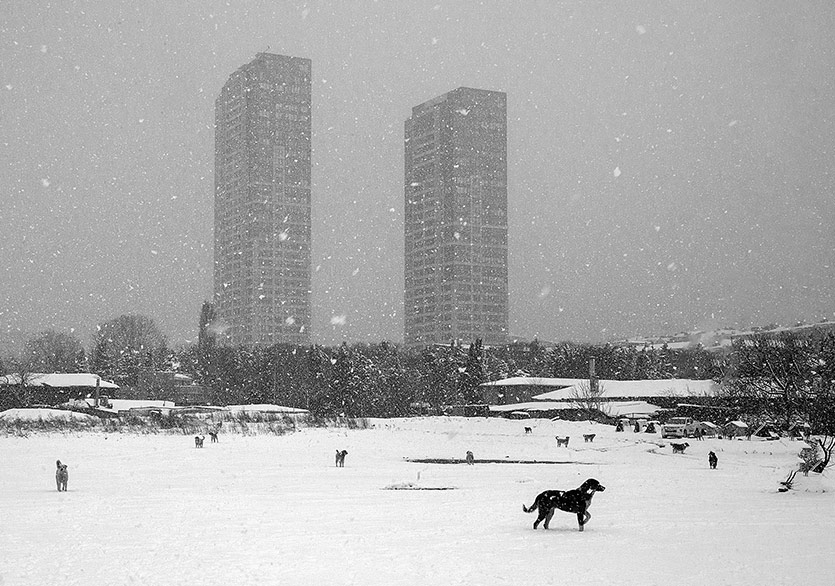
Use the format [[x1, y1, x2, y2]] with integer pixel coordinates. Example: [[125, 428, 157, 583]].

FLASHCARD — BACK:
[[2, 1, 834, 353]]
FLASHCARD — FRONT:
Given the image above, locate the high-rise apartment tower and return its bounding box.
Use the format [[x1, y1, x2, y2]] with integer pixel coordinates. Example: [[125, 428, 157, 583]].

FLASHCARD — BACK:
[[404, 87, 508, 347], [214, 53, 312, 346]]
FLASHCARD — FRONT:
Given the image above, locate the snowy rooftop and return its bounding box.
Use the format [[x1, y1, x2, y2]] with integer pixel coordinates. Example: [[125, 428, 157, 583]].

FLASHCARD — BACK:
[[0, 373, 119, 388], [490, 400, 661, 417], [0, 407, 99, 422], [482, 377, 716, 400], [225, 404, 309, 414], [84, 398, 175, 413], [534, 378, 717, 400], [481, 376, 577, 388]]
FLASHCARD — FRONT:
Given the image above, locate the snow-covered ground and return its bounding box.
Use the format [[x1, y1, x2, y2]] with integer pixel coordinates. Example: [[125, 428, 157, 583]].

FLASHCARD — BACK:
[[2, 417, 833, 585]]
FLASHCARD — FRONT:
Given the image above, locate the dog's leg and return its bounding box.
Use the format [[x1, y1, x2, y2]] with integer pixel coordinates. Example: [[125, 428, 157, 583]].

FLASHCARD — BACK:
[[577, 511, 591, 531], [542, 508, 555, 530], [533, 504, 550, 529]]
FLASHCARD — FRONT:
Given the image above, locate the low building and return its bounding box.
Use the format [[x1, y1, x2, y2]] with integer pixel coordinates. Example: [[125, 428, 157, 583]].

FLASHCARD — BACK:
[[0, 373, 118, 409], [723, 420, 749, 438], [481, 376, 718, 421]]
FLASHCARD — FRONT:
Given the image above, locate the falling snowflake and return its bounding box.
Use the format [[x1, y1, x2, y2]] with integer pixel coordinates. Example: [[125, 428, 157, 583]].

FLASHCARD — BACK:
[[278, 231, 289, 241], [636, 25, 646, 35], [613, 167, 621, 178], [41, 178, 50, 187], [285, 317, 295, 325], [330, 315, 347, 326]]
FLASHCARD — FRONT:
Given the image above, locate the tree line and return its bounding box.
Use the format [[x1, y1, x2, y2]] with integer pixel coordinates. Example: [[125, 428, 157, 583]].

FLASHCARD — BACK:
[[3, 312, 834, 429]]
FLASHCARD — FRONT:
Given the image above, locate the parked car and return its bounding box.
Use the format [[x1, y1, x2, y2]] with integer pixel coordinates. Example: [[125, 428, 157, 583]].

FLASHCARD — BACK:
[[661, 417, 698, 439]]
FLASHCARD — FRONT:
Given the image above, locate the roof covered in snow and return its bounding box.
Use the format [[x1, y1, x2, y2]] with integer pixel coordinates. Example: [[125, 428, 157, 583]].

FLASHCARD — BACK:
[[0, 373, 119, 388], [481, 377, 578, 388], [225, 404, 309, 414], [0, 407, 99, 422], [490, 400, 661, 417], [512, 378, 718, 401]]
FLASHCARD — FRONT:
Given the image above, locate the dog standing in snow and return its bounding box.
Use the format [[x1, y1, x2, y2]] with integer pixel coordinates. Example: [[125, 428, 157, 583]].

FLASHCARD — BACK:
[[708, 451, 718, 469], [55, 460, 69, 492], [335, 449, 348, 467], [465, 451, 475, 465]]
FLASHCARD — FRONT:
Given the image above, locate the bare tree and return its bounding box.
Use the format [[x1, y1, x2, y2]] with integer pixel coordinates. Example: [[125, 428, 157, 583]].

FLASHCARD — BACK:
[[90, 314, 167, 387], [1, 358, 40, 408], [22, 329, 86, 373], [570, 380, 608, 419]]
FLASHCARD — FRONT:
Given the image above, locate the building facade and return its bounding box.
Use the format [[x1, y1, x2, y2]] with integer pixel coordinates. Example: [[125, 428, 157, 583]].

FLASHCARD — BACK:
[[404, 87, 508, 347], [214, 53, 312, 346]]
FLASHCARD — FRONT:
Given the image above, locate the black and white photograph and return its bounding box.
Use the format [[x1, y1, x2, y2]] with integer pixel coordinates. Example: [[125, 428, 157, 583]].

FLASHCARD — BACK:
[[2, 2, 834, 584]]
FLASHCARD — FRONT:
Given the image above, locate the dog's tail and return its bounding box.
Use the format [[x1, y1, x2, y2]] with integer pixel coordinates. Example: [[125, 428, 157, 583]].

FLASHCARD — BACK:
[[522, 497, 540, 513]]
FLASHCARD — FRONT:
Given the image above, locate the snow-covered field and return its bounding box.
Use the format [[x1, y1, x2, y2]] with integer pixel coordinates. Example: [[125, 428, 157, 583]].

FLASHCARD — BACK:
[[2, 417, 834, 586]]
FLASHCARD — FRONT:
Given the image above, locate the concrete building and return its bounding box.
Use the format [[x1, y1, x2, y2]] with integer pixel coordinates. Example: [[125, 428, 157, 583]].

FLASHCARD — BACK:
[[214, 53, 312, 346], [404, 87, 508, 347]]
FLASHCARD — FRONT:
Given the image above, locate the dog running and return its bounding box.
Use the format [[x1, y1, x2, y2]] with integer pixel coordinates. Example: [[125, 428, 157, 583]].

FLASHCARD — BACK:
[[55, 460, 69, 492], [555, 436, 570, 448], [583, 434, 596, 443], [671, 442, 689, 454], [524, 427, 533, 434], [708, 451, 718, 469], [194, 435, 205, 448], [335, 449, 348, 467], [523, 478, 606, 531]]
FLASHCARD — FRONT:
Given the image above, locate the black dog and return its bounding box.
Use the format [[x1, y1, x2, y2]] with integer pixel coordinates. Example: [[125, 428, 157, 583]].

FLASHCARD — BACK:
[[708, 451, 718, 469], [523, 478, 606, 531], [335, 449, 348, 467], [194, 435, 205, 448], [671, 442, 689, 454], [209, 431, 218, 443]]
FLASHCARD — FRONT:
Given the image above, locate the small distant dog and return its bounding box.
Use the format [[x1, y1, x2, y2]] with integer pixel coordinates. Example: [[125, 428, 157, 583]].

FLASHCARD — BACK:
[[523, 478, 606, 531], [55, 460, 69, 492], [583, 434, 596, 443], [555, 436, 570, 448], [194, 435, 205, 448], [524, 427, 533, 434], [335, 449, 348, 467], [671, 442, 689, 454], [708, 451, 718, 469], [209, 431, 218, 443], [465, 450, 475, 465]]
